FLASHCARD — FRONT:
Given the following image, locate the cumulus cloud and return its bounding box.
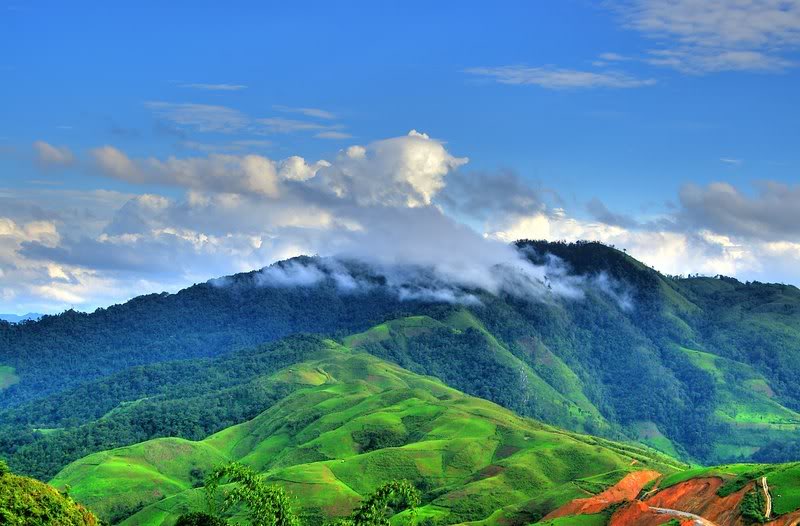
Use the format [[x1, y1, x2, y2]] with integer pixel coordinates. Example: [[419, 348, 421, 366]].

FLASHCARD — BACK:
[[465, 65, 656, 89], [33, 141, 74, 168], [313, 130, 468, 207], [277, 156, 331, 181], [91, 146, 283, 197], [89, 131, 465, 207]]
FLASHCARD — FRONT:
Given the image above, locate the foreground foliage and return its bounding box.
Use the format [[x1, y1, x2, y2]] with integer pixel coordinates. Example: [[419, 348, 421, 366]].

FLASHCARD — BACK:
[[190, 463, 420, 526], [0, 459, 97, 525]]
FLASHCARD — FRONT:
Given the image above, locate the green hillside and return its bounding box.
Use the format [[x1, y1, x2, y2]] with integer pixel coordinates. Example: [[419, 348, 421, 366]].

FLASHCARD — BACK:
[[679, 347, 800, 459], [50, 339, 683, 525], [343, 311, 611, 434]]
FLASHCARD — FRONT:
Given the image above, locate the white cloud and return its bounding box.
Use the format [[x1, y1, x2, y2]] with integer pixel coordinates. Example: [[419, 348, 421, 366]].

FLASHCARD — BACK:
[[465, 65, 656, 89], [91, 146, 145, 182], [615, 0, 800, 72], [256, 117, 347, 136], [145, 101, 349, 138], [599, 52, 630, 61], [91, 146, 283, 197], [33, 141, 74, 167], [313, 130, 469, 207], [179, 83, 247, 91], [277, 156, 331, 181], [487, 211, 762, 279], [619, 0, 800, 48], [145, 101, 249, 133], [273, 105, 336, 120], [315, 131, 353, 140], [91, 131, 467, 208]]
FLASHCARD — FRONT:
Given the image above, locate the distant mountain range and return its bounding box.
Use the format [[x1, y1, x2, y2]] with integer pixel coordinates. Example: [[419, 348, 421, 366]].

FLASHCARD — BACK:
[[0, 313, 41, 323]]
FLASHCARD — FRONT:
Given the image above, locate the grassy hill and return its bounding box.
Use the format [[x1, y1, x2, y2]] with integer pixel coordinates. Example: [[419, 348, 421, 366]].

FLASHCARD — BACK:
[[50, 339, 683, 525], [342, 310, 611, 435]]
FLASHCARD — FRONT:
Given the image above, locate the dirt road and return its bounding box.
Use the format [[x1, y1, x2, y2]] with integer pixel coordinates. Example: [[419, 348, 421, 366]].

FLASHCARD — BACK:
[[650, 506, 718, 525], [762, 476, 772, 519]]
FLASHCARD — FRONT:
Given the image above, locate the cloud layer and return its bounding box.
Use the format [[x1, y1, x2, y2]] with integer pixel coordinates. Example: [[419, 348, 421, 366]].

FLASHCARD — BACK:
[[4, 131, 800, 314]]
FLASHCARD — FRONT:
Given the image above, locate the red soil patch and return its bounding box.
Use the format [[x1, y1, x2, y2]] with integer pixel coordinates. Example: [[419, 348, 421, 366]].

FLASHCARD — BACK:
[[544, 470, 661, 520], [608, 500, 681, 526], [644, 477, 751, 525], [766, 510, 800, 526]]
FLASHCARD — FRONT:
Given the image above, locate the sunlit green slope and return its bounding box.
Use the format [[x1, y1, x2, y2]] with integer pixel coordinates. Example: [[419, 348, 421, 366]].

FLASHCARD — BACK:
[[51, 339, 683, 526]]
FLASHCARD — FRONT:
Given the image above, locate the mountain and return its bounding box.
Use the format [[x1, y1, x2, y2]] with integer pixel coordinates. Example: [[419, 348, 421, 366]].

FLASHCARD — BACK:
[[3, 240, 800, 471], [0, 313, 41, 323], [45, 337, 800, 526], [48, 337, 684, 525]]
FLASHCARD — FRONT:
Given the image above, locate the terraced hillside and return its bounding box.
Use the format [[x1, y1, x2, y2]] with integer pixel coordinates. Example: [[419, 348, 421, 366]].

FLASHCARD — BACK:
[[50, 339, 684, 525]]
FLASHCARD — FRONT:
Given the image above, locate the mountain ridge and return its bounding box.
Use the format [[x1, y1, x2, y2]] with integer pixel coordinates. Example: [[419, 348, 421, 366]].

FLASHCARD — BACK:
[[3, 240, 800, 471]]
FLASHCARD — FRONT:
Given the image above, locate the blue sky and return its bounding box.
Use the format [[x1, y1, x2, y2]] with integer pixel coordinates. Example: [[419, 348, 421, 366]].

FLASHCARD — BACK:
[[2, 0, 800, 313]]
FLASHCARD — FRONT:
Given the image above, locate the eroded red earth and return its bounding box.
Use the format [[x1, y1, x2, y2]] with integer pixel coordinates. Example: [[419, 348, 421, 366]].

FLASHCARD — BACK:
[[544, 470, 661, 520], [545, 472, 800, 526]]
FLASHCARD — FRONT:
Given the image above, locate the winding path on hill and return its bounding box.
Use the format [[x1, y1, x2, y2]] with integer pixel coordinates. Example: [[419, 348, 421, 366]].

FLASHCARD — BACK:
[[650, 506, 718, 526], [762, 476, 772, 519]]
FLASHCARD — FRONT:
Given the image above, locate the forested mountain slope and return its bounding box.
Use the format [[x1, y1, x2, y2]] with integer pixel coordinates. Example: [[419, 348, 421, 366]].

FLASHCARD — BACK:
[[3, 241, 800, 468]]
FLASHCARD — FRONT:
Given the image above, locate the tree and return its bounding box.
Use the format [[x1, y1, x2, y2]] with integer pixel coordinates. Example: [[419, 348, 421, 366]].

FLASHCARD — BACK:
[[205, 462, 300, 526], [340, 481, 421, 526]]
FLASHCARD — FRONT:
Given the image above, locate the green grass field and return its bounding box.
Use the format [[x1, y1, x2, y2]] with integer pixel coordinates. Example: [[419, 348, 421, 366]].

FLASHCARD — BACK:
[[51, 340, 684, 525]]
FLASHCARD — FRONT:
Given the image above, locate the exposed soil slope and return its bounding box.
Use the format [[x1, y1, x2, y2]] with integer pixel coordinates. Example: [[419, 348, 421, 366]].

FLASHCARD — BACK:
[[544, 470, 660, 519]]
